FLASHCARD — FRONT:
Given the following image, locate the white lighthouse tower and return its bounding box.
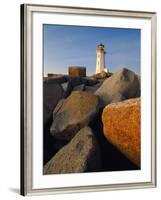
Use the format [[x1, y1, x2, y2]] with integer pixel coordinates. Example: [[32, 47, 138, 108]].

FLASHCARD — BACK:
[[96, 43, 107, 74]]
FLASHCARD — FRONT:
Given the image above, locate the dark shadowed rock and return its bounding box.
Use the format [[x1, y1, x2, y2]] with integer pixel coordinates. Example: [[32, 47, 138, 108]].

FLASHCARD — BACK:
[[82, 77, 98, 86], [50, 91, 100, 140], [89, 109, 138, 171], [94, 81, 104, 89], [73, 84, 86, 91], [43, 127, 68, 165], [85, 86, 97, 93], [95, 68, 140, 106], [44, 75, 66, 84], [65, 76, 82, 87], [44, 126, 102, 174], [43, 82, 65, 125], [85, 82, 104, 93], [61, 82, 73, 97]]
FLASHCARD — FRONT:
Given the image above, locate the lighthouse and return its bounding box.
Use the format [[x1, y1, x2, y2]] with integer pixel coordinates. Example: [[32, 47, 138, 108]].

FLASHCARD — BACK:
[[96, 43, 107, 74]]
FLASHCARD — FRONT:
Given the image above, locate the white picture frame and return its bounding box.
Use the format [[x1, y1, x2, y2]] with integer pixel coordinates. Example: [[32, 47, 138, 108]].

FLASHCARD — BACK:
[[20, 4, 157, 196]]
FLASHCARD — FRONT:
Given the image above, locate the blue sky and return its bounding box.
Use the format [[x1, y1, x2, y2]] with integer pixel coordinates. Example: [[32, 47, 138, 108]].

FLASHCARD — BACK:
[[43, 24, 140, 76]]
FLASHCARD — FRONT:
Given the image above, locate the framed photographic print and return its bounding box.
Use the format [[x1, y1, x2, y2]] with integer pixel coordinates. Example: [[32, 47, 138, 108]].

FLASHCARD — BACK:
[[20, 4, 157, 196]]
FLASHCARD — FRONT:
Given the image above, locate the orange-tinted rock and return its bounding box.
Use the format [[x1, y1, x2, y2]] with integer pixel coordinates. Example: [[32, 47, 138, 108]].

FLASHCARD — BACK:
[[93, 70, 111, 79], [102, 98, 140, 167], [68, 66, 86, 77]]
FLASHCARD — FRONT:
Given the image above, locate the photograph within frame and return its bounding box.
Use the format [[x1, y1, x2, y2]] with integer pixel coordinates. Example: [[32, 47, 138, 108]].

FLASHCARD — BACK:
[[43, 24, 141, 175], [20, 4, 156, 196]]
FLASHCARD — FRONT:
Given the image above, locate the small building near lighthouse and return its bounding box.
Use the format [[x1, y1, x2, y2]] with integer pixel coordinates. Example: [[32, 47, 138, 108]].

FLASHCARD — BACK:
[[96, 43, 108, 74]]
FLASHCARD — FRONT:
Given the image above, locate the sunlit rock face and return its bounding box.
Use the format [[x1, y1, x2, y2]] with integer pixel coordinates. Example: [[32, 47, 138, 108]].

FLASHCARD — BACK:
[[102, 98, 141, 167], [50, 91, 100, 141], [95, 68, 140, 106]]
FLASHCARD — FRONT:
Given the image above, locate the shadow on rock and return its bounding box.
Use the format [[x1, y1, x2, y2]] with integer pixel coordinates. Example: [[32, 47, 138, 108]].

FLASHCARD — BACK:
[[43, 117, 67, 165], [89, 109, 139, 172]]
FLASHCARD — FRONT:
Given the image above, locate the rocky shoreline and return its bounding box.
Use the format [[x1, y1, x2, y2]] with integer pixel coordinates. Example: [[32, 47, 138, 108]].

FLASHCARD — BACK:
[[43, 68, 141, 174]]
